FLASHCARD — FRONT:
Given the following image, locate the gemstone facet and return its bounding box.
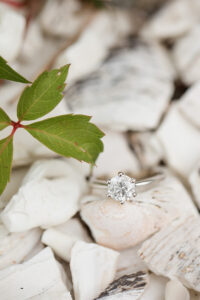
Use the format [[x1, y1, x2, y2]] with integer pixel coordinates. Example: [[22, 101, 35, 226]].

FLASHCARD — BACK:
[[107, 173, 136, 203]]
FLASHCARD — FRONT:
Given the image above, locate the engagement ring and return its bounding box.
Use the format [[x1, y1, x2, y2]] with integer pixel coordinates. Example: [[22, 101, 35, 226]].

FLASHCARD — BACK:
[[90, 171, 164, 204]]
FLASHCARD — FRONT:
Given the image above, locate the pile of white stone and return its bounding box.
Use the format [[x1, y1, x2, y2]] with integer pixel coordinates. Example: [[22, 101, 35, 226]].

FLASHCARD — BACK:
[[1, 0, 200, 299]]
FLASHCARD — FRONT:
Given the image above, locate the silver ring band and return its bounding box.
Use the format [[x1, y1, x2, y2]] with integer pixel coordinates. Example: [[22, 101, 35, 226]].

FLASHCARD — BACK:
[[89, 171, 165, 204]]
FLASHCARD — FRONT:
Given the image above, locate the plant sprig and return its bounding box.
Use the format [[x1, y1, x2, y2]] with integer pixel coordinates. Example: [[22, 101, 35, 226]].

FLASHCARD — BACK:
[[0, 57, 104, 195]]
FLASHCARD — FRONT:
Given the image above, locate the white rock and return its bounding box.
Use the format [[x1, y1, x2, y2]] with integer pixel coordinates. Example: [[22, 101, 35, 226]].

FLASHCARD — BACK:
[[81, 172, 197, 250], [138, 216, 200, 291], [0, 247, 70, 300], [65, 42, 174, 131], [42, 218, 92, 262], [0, 224, 41, 269], [1, 159, 87, 232], [140, 274, 167, 300], [173, 25, 200, 85], [94, 131, 140, 178], [141, 0, 197, 40], [70, 240, 119, 300], [179, 81, 200, 129], [129, 132, 163, 171], [55, 10, 132, 83], [157, 103, 200, 177], [165, 280, 190, 300], [40, 0, 88, 38], [116, 245, 148, 279], [0, 4, 25, 61], [95, 271, 149, 300], [189, 161, 200, 208]]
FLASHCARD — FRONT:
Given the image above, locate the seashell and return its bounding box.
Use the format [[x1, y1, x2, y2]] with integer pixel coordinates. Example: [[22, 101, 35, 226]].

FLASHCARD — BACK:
[[1, 159, 87, 232], [141, 0, 197, 41], [0, 247, 71, 300], [65, 41, 175, 131], [70, 240, 119, 300], [0, 3, 25, 61], [179, 81, 200, 129], [116, 245, 148, 279], [42, 218, 92, 262], [157, 103, 200, 177], [173, 25, 200, 85], [39, 0, 89, 38], [140, 274, 167, 300], [0, 223, 41, 270], [165, 280, 190, 300], [94, 131, 141, 178], [55, 10, 132, 84], [189, 160, 200, 208], [81, 172, 197, 250], [138, 216, 200, 291], [95, 271, 149, 300]]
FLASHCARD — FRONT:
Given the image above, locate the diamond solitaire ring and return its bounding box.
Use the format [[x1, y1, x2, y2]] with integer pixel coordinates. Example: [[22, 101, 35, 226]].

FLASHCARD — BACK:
[[90, 171, 164, 204]]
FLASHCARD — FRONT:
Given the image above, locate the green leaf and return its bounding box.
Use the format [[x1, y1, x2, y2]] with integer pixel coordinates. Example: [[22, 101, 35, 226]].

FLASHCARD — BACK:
[[0, 56, 30, 83], [17, 65, 70, 121], [0, 108, 11, 131], [25, 114, 104, 164], [0, 136, 13, 195]]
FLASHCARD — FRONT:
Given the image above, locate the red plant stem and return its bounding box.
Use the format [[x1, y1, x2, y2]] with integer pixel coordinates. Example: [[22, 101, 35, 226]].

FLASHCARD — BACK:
[[10, 120, 24, 136]]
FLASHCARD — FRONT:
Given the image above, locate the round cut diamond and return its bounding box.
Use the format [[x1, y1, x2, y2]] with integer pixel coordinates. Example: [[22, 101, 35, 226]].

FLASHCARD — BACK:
[[107, 174, 136, 203]]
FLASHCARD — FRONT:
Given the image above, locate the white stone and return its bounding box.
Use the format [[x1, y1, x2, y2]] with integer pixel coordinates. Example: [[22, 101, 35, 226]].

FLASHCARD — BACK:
[[140, 274, 167, 300], [0, 247, 70, 300], [65, 42, 174, 131], [55, 10, 132, 83], [94, 131, 141, 178], [40, 0, 88, 38], [165, 280, 190, 300], [1, 159, 87, 232], [138, 216, 200, 291], [0, 4, 25, 61], [42, 218, 92, 262], [157, 103, 200, 177], [179, 81, 200, 129], [173, 25, 200, 84], [70, 241, 119, 300], [189, 161, 200, 208], [116, 245, 147, 279], [141, 0, 197, 40], [0, 224, 41, 269], [81, 172, 197, 250], [96, 271, 149, 300]]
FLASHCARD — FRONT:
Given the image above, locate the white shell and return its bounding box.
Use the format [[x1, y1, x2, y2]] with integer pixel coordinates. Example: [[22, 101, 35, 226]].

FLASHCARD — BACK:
[[0, 247, 70, 300], [42, 218, 92, 262], [165, 280, 190, 300], [0, 4, 25, 61], [1, 159, 87, 232], [138, 216, 200, 291], [55, 10, 132, 83], [0, 224, 41, 269], [189, 161, 200, 208], [65, 42, 174, 131], [95, 271, 149, 300], [173, 25, 200, 85], [157, 103, 200, 177], [141, 0, 197, 40], [81, 172, 197, 250], [70, 240, 119, 300]]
